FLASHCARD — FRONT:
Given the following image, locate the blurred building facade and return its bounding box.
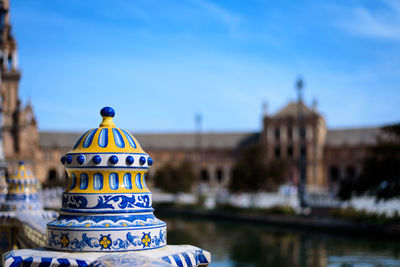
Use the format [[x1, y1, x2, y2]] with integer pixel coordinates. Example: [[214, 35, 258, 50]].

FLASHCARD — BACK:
[[0, 0, 381, 193], [35, 105, 379, 193]]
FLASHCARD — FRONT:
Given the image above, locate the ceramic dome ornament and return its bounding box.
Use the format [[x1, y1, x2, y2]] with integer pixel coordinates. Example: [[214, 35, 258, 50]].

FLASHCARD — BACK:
[[47, 107, 166, 252], [2, 162, 41, 211]]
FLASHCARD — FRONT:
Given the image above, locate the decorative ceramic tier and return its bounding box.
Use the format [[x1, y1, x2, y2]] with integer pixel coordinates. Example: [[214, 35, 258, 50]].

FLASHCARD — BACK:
[[0, 171, 7, 203], [46, 107, 167, 252], [2, 162, 41, 211]]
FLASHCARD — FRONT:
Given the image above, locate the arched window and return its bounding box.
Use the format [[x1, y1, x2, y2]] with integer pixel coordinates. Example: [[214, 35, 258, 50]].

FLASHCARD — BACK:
[[329, 166, 339, 181], [346, 166, 356, 180], [200, 169, 209, 182], [287, 127, 293, 141], [287, 146, 293, 158], [274, 128, 280, 141], [300, 127, 306, 140], [216, 169, 224, 183], [47, 169, 58, 182]]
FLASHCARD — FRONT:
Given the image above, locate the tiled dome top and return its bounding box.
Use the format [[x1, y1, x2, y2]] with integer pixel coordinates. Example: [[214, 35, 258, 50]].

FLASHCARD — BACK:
[[10, 161, 36, 182], [7, 162, 38, 192], [61, 107, 153, 169], [69, 107, 145, 154]]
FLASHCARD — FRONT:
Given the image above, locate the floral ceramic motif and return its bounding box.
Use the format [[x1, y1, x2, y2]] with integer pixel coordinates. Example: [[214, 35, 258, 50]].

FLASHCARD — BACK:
[[60, 233, 69, 248], [99, 234, 112, 250], [141, 232, 151, 248]]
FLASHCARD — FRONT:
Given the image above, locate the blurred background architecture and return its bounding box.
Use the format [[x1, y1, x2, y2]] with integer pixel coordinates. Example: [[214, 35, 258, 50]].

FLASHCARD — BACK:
[[0, 0, 381, 195]]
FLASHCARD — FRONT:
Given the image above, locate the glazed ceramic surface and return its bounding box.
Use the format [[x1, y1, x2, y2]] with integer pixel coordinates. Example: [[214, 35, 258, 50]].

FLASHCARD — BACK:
[[2, 162, 42, 211], [3, 245, 211, 267], [47, 107, 167, 252]]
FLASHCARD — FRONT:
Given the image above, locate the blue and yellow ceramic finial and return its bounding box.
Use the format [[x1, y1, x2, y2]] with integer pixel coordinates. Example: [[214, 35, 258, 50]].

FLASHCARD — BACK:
[[1, 161, 42, 211], [47, 106, 166, 252], [99, 106, 116, 128]]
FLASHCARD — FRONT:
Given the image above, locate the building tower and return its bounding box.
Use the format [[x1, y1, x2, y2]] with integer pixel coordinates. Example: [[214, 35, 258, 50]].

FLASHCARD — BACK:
[[261, 80, 327, 191], [0, 0, 39, 174]]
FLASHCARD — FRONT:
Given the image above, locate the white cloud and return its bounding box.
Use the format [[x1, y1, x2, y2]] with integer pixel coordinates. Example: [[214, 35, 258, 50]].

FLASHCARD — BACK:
[[336, 0, 400, 40], [188, 0, 241, 37]]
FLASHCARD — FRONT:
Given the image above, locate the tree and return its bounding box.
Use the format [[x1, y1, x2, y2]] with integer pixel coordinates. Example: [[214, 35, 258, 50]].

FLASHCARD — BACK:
[[229, 143, 287, 193], [338, 123, 400, 201], [153, 160, 197, 194]]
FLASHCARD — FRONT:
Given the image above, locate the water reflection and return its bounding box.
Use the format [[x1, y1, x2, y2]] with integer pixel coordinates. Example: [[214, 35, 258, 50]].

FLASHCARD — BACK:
[[162, 215, 400, 267]]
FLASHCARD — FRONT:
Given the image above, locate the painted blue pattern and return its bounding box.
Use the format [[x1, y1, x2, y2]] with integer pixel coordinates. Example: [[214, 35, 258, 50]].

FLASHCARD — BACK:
[[123, 173, 132, 189], [6, 193, 39, 201], [62, 194, 151, 210], [83, 129, 98, 148], [182, 253, 192, 267], [4, 255, 92, 267], [80, 173, 88, 190], [109, 173, 119, 190], [93, 173, 103, 190], [76, 260, 88, 267], [195, 250, 209, 264], [70, 173, 77, 190], [53, 213, 157, 224], [112, 129, 125, 148], [161, 257, 171, 264], [98, 129, 108, 148], [57, 258, 71, 267], [7, 178, 38, 185], [22, 257, 33, 267], [40, 257, 52, 267], [121, 129, 137, 148], [135, 173, 143, 190], [47, 229, 166, 251], [172, 254, 183, 267], [9, 256, 22, 267], [73, 130, 90, 149]]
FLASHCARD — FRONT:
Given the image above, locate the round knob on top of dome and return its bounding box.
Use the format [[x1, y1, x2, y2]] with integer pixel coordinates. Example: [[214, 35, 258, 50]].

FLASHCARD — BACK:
[[11, 160, 37, 181], [100, 106, 115, 118], [66, 107, 150, 168], [99, 107, 116, 128]]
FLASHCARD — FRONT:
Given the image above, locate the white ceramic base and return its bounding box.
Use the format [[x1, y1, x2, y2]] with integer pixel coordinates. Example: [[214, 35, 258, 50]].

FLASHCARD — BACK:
[[3, 245, 211, 267], [46, 224, 167, 251]]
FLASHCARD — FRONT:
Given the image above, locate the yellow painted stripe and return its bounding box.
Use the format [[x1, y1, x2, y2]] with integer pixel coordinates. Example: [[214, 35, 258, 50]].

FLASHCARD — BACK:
[[66, 170, 150, 193], [72, 127, 145, 154]]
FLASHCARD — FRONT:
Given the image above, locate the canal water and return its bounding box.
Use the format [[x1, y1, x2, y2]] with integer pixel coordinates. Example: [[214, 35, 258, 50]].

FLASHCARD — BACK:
[[163, 215, 400, 267]]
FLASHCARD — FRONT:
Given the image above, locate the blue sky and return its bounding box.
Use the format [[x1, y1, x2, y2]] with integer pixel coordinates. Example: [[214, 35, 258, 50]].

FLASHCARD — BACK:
[[10, 0, 400, 132]]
